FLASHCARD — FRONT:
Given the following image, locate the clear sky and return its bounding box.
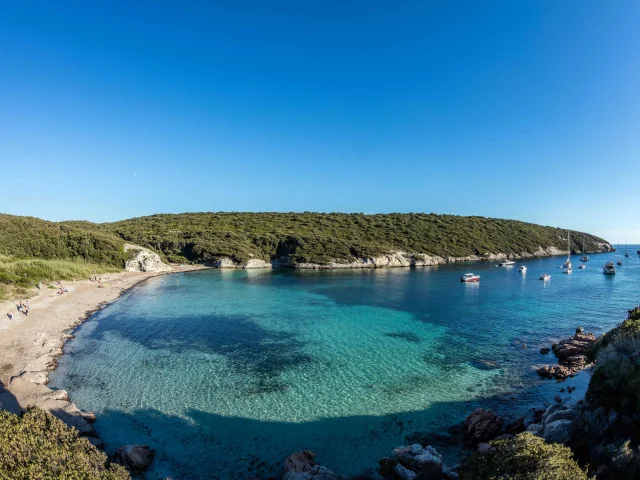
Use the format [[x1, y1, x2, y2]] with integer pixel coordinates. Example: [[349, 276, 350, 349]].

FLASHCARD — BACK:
[[1, 1, 639, 242]]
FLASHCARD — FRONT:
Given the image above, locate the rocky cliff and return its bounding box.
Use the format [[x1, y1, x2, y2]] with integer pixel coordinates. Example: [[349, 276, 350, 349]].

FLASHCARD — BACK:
[[204, 244, 609, 270], [123, 244, 171, 272]]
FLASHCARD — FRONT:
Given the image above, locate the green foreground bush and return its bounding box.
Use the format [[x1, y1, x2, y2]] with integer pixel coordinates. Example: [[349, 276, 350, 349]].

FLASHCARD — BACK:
[[458, 432, 587, 480], [0, 407, 130, 479]]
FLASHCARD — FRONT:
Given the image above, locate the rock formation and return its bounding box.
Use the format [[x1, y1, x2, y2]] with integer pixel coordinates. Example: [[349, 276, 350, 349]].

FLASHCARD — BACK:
[[378, 443, 458, 479], [124, 244, 171, 272], [282, 451, 338, 480], [526, 404, 576, 445], [463, 408, 504, 446], [113, 444, 155, 473], [537, 328, 596, 380]]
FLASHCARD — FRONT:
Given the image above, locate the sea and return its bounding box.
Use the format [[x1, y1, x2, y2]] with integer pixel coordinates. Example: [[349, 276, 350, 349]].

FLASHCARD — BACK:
[[49, 247, 640, 479]]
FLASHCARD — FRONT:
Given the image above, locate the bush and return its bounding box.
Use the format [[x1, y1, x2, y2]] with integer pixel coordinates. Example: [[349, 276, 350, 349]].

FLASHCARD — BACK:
[[0, 407, 130, 479], [458, 432, 586, 480], [587, 309, 640, 415]]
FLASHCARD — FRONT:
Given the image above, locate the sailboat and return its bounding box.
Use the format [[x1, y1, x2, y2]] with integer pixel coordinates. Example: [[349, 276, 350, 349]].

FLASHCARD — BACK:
[[563, 231, 572, 274], [625, 238, 630, 258], [617, 241, 623, 266], [580, 236, 589, 265]]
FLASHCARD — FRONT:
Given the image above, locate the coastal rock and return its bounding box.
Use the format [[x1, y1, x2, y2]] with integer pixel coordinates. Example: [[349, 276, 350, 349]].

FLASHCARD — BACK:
[[504, 416, 526, 435], [124, 244, 171, 272], [542, 420, 573, 444], [552, 332, 596, 362], [114, 444, 155, 473], [283, 451, 317, 474], [463, 408, 504, 446], [214, 257, 236, 268], [537, 329, 596, 380], [379, 443, 457, 480], [242, 258, 272, 269]]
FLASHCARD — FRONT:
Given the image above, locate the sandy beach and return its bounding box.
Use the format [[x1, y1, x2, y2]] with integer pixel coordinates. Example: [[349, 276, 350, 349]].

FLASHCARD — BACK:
[[0, 265, 206, 438]]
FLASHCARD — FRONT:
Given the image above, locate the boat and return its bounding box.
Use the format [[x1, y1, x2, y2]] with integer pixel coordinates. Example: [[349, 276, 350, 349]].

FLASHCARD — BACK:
[[625, 238, 629, 257], [617, 260, 623, 266], [539, 273, 551, 281], [603, 262, 616, 275], [518, 266, 527, 273], [461, 273, 480, 283], [498, 260, 516, 267], [579, 264, 586, 269], [580, 237, 589, 262], [563, 231, 572, 274], [637, 249, 640, 255]]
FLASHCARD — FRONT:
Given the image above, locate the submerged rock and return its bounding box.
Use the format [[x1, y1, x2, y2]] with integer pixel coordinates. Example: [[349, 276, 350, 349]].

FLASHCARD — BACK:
[[283, 451, 317, 474], [282, 451, 338, 480], [378, 442, 457, 480], [463, 408, 504, 446], [113, 444, 155, 473]]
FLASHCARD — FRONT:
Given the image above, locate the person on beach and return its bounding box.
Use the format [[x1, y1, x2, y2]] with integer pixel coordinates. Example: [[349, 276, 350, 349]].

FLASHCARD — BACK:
[[17, 301, 23, 311], [7, 312, 12, 321], [24, 308, 29, 316]]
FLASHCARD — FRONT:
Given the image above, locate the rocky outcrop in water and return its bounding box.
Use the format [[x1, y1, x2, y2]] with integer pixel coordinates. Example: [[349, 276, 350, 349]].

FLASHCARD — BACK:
[[124, 244, 171, 272], [282, 451, 338, 480], [537, 328, 596, 380], [114, 444, 155, 473], [378, 443, 458, 480]]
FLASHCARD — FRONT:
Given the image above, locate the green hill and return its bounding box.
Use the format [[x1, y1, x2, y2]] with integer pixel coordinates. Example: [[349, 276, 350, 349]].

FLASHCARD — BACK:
[[98, 212, 610, 265], [1, 212, 611, 268]]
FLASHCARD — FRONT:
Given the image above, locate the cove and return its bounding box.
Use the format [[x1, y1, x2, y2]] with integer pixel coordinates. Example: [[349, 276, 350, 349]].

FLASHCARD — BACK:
[[49, 250, 640, 479]]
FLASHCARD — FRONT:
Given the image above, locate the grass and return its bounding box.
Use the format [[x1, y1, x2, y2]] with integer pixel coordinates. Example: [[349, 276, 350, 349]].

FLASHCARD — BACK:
[[0, 258, 119, 301]]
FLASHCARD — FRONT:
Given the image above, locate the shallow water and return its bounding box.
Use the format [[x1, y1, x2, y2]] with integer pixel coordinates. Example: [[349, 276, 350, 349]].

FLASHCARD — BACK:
[[50, 249, 640, 479]]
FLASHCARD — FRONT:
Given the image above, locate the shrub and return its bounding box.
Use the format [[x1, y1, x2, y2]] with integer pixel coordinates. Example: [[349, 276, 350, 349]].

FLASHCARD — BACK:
[[458, 432, 587, 480], [0, 407, 130, 479]]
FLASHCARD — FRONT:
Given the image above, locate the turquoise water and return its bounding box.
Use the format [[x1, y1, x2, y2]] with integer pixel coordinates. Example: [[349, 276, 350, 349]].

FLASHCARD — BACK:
[[50, 249, 640, 479]]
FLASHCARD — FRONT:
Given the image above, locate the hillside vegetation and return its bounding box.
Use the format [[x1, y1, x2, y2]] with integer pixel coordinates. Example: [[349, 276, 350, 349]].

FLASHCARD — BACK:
[[0, 407, 130, 479], [99, 212, 609, 265], [1, 212, 609, 269]]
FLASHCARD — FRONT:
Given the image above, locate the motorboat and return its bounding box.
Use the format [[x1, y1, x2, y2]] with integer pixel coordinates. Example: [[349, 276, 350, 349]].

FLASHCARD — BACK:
[[518, 266, 527, 273], [498, 260, 516, 267], [539, 274, 551, 281], [461, 273, 480, 283], [637, 249, 640, 255], [563, 264, 573, 274], [579, 264, 586, 269], [617, 260, 623, 266], [603, 262, 616, 275]]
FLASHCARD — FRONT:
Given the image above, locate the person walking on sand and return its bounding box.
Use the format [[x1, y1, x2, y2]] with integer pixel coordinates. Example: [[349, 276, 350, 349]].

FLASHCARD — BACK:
[[7, 312, 13, 321]]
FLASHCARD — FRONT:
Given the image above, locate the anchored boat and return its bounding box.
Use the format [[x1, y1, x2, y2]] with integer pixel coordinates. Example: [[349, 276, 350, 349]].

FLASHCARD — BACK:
[[461, 273, 480, 283], [603, 262, 616, 275]]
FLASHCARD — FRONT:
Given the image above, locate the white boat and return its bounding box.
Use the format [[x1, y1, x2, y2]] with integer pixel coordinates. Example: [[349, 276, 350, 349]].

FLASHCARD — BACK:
[[603, 262, 616, 275], [563, 231, 572, 273], [461, 273, 480, 283], [518, 266, 527, 273], [579, 264, 586, 269], [539, 274, 551, 281], [498, 260, 516, 267], [580, 236, 589, 262]]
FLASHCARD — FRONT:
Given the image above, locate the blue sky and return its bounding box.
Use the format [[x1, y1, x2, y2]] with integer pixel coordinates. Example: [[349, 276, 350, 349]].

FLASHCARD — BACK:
[[1, 1, 639, 242]]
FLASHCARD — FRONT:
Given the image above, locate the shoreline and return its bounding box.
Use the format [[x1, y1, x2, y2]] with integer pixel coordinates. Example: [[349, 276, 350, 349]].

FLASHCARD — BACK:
[[0, 264, 209, 439]]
